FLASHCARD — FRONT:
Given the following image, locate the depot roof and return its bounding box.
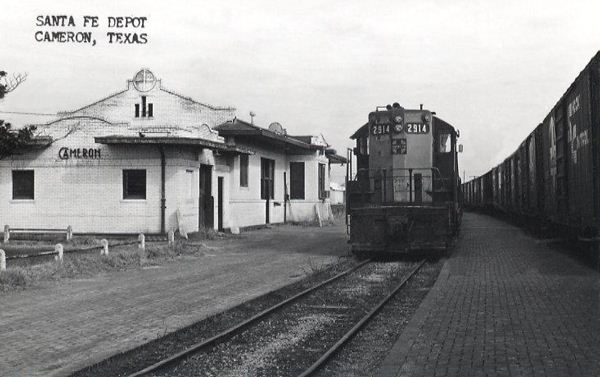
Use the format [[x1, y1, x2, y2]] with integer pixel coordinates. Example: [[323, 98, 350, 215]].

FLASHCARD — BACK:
[[326, 152, 348, 164], [94, 135, 252, 154], [215, 118, 321, 152]]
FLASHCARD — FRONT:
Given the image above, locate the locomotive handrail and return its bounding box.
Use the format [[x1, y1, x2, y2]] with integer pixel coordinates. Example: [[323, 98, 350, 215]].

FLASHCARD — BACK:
[[347, 165, 454, 207], [351, 167, 449, 194]]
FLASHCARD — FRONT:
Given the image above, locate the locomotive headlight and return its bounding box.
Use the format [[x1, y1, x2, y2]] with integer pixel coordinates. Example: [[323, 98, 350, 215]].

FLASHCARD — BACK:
[[423, 114, 431, 123], [393, 124, 404, 133]]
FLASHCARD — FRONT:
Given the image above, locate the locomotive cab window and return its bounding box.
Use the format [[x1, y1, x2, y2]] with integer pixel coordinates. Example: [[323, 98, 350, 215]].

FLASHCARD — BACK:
[[438, 133, 452, 153], [358, 137, 369, 155]]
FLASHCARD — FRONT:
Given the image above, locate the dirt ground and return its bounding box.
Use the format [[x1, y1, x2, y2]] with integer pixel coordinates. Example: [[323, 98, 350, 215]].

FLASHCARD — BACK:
[[0, 223, 350, 377]]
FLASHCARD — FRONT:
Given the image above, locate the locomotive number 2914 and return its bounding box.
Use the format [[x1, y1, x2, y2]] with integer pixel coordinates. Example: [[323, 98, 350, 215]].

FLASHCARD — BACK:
[[405, 123, 429, 134], [371, 124, 390, 135]]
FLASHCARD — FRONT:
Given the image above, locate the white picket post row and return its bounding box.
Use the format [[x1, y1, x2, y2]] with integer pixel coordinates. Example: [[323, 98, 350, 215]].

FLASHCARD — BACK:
[[101, 239, 109, 255], [168, 229, 175, 245], [138, 233, 145, 250], [55, 244, 63, 262], [0, 249, 5, 271], [3, 225, 9, 243]]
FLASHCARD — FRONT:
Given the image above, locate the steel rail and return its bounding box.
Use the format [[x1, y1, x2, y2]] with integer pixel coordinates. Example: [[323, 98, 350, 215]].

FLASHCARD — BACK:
[[125, 258, 373, 377], [296, 259, 427, 377]]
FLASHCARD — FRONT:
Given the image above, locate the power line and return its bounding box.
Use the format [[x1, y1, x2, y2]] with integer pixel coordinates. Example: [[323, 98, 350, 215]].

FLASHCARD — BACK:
[[0, 110, 57, 116]]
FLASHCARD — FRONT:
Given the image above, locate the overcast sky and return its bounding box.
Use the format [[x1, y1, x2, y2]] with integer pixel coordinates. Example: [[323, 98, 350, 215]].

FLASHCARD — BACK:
[[2, 0, 600, 182]]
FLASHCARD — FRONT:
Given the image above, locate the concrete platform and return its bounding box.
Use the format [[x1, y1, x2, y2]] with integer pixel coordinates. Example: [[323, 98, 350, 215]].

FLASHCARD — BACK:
[[0, 224, 348, 377], [378, 212, 600, 377]]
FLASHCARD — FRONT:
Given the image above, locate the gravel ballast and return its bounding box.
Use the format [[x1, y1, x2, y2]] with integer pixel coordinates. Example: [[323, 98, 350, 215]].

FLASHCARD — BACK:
[[148, 261, 426, 377]]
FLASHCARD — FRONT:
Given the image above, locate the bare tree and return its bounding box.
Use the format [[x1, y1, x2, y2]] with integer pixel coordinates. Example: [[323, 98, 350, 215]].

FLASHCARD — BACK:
[[0, 71, 28, 99], [0, 70, 36, 159]]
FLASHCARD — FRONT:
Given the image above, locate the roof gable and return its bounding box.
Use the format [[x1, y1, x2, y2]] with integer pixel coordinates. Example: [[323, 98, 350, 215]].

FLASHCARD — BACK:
[[61, 69, 236, 130]]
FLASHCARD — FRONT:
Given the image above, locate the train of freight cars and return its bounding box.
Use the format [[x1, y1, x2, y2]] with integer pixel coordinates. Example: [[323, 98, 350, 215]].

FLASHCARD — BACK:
[[463, 51, 600, 241], [345, 103, 462, 256]]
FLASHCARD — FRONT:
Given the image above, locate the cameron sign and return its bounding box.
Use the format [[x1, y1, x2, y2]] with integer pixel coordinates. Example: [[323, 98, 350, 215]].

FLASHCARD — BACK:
[[59, 147, 101, 160]]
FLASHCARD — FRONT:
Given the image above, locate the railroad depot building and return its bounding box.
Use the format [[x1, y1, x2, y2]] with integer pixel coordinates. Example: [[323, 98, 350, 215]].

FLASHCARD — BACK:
[[0, 69, 345, 234]]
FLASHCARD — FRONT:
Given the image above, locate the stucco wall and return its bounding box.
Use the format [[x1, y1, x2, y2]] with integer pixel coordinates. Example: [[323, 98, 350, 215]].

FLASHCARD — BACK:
[[67, 78, 235, 135], [0, 118, 214, 234], [1, 70, 341, 233], [226, 139, 331, 228]]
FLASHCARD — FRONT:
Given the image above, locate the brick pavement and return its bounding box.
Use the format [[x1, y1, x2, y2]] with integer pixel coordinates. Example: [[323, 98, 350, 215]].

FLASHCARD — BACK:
[[0, 224, 348, 377], [378, 212, 600, 377]]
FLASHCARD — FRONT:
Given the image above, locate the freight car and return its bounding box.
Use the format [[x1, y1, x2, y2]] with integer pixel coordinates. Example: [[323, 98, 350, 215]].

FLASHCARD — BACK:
[[346, 103, 462, 255], [463, 51, 600, 242]]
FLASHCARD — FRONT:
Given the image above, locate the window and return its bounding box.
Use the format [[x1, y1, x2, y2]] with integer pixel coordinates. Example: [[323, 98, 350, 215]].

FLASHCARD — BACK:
[[123, 169, 146, 199], [134, 96, 153, 118], [290, 162, 305, 199], [240, 154, 249, 187], [438, 134, 452, 153], [260, 158, 275, 199], [12, 170, 34, 199], [186, 169, 194, 198], [358, 137, 369, 155], [318, 163, 326, 199], [141, 96, 147, 117]]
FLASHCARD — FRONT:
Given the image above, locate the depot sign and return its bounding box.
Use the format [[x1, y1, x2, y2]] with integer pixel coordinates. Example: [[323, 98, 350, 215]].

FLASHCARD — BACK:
[[59, 147, 101, 160]]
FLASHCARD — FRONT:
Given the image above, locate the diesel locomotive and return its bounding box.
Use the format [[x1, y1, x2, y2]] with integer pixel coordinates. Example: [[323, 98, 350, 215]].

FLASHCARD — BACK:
[[346, 103, 462, 255]]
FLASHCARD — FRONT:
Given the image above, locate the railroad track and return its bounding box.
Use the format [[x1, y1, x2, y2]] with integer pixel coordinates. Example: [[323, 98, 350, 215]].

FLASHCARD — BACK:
[[125, 259, 426, 377], [297, 259, 425, 377]]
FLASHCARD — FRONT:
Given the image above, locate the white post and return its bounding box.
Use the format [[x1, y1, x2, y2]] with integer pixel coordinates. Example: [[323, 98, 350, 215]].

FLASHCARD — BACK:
[[168, 229, 175, 245], [66, 225, 73, 241], [314, 204, 323, 228], [3, 225, 9, 243], [0, 249, 5, 271], [138, 234, 146, 265], [101, 239, 109, 255], [55, 244, 63, 262], [138, 233, 145, 250]]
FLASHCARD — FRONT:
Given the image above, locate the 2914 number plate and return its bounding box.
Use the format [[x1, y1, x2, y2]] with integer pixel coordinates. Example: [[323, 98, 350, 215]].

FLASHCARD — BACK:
[[405, 123, 429, 134], [371, 124, 390, 135]]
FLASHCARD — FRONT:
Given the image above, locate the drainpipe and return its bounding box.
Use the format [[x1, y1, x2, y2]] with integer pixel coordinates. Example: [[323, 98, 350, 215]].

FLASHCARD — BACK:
[[283, 172, 288, 224], [159, 146, 166, 234]]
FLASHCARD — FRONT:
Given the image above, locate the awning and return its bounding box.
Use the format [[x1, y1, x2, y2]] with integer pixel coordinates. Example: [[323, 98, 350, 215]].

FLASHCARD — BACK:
[[94, 135, 253, 154]]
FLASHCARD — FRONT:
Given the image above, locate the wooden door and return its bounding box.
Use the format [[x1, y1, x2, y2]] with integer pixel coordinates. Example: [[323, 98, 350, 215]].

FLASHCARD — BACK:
[[199, 164, 213, 229]]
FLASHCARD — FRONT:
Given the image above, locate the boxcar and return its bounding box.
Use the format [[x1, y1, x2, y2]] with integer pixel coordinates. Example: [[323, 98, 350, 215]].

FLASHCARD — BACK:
[[463, 51, 600, 240]]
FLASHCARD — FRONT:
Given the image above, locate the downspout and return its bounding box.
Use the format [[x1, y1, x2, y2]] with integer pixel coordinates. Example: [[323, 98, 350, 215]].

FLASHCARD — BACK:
[[284, 172, 288, 224], [159, 146, 166, 234]]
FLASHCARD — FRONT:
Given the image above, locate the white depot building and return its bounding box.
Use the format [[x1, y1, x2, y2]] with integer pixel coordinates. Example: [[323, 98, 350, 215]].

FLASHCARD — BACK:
[[0, 69, 346, 235]]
